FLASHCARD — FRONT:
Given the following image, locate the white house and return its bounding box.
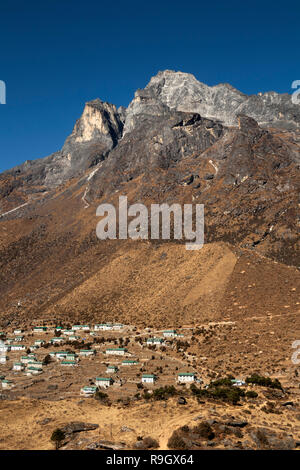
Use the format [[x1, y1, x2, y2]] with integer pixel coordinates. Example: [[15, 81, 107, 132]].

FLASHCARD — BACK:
[[106, 365, 118, 374], [33, 326, 47, 333], [147, 338, 164, 346], [94, 323, 113, 331], [13, 362, 25, 371], [20, 356, 32, 364], [177, 373, 195, 383], [231, 379, 246, 387], [61, 360, 77, 367], [113, 324, 124, 330], [26, 367, 43, 376], [27, 361, 43, 370], [68, 335, 80, 342], [14, 329, 23, 335], [142, 374, 156, 384], [72, 325, 90, 331], [163, 330, 177, 338], [55, 351, 71, 360], [1, 379, 14, 389], [105, 348, 127, 356], [51, 337, 65, 344], [10, 344, 26, 351], [34, 340, 45, 347], [121, 360, 139, 366], [79, 349, 96, 357], [95, 377, 113, 388], [80, 385, 97, 397], [0, 344, 10, 353], [0, 356, 8, 364], [62, 329, 74, 336]]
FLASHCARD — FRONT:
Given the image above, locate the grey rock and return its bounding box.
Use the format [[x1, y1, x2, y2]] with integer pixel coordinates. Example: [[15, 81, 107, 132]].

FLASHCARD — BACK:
[[177, 396, 187, 405], [226, 420, 248, 428], [124, 70, 300, 134]]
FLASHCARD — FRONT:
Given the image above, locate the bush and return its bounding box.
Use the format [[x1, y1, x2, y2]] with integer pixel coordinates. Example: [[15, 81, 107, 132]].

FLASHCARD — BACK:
[[142, 437, 159, 449], [193, 421, 215, 440], [190, 382, 243, 404], [245, 374, 282, 390], [50, 428, 65, 450], [167, 431, 189, 449], [245, 390, 258, 398], [152, 386, 177, 401]]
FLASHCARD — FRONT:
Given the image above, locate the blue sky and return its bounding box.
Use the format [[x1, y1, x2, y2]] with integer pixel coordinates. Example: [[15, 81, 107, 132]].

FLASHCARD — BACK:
[[0, 0, 299, 172]]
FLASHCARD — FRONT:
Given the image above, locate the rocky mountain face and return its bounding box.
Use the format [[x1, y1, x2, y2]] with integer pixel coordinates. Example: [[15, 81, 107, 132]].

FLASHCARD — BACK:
[[0, 99, 124, 200], [0, 70, 299, 326], [124, 70, 300, 133]]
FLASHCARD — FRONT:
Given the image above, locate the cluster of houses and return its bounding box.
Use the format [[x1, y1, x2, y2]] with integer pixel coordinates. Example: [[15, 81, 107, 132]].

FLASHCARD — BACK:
[[1, 322, 202, 397]]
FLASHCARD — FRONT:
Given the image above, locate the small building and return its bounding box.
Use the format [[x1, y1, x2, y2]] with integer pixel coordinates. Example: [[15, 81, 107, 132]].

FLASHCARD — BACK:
[[10, 344, 26, 351], [28, 353, 37, 359], [0, 344, 10, 353], [142, 374, 156, 384], [62, 329, 74, 336], [34, 340, 45, 347], [72, 325, 90, 331], [231, 379, 246, 387], [26, 367, 43, 376], [80, 385, 98, 397], [68, 335, 80, 342], [13, 362, 25, 371], [55, 326, 63, 331], [0, 356, 8, 364], [55, 351, 69, 360], [65, 353, 77, 361], [113, 324, 124, 330], [146, 338, 164, 346], [79, 349, 96, 357], [121, 360, 139, 366], [105, 348, 127, 356], [33, 326, 47, 333], [163, 330, 177, 338], [20, 356, 32, 364], [14, 329, 23, 335], [178, 373, 195, 383], [94, 323, 113, 331], [61, 360, 77, 367], [1, 379, 14, 389], [106, 365, 118, 374], [95, 377, 113, 388], [51, 337, 65, 344], [27, 361, 43, 370]]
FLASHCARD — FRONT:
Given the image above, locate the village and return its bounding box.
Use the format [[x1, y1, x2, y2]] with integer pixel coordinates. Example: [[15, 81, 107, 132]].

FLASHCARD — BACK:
[[0, 321, 218, 401]]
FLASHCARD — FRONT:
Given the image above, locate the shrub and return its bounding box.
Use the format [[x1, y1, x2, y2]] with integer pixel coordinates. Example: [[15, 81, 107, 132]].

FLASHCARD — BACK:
[[142, 437, 159, 449], [50, 428, 65, 450], [152, 385, 177, 401], [245, 374, 282, 390], [245, 390, 258, 398], [193, 421, 215, 440], [167, 431, 189, 449]]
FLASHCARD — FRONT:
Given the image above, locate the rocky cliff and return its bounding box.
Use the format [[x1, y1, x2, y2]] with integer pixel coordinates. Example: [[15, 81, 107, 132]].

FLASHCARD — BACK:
[[124, 70, 300, 133]]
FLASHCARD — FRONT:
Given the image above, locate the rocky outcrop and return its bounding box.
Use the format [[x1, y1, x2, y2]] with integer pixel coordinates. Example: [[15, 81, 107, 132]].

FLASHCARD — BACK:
[[124, 70, 300, 134], [2, 99, 123, 190]]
